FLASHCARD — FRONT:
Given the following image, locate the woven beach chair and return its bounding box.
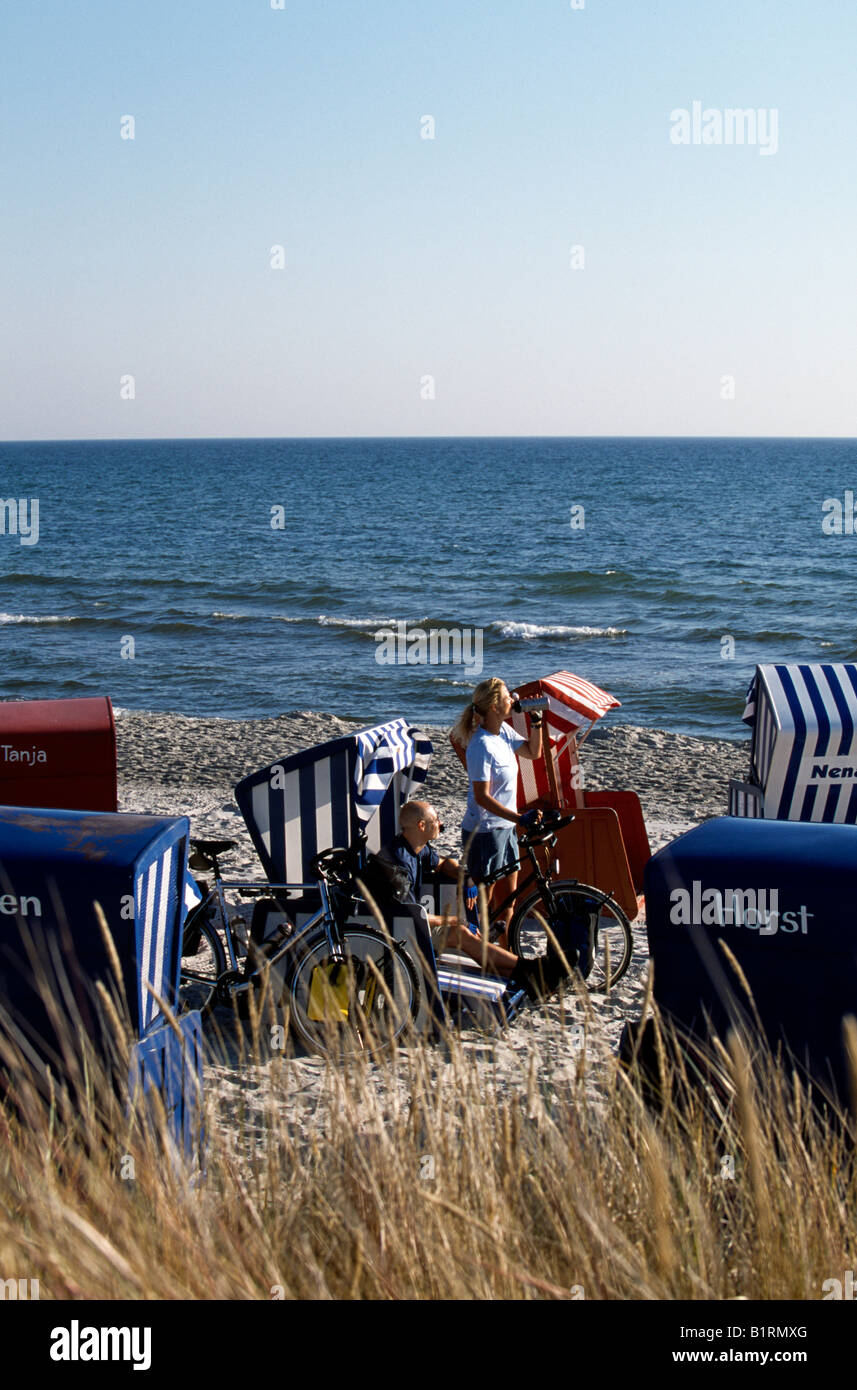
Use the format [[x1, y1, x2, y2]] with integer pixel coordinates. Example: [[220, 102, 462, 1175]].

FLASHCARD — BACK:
[[641, 814, 857, 1112], [234, 718, 526, 1034], [0, 805, 203, 1158], [729, 663, 857, 823], [449, 671, 650, 919]]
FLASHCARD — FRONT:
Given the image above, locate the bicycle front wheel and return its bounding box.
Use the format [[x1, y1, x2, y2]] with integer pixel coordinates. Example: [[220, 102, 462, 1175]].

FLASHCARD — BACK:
[[508, 881, 634, 992], [179, 903, 227, 1020], [287, 926, 420, 1059]]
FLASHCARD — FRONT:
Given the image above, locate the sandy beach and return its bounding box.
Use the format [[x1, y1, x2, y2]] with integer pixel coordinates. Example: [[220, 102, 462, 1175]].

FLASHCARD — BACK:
[[115, 709, 750, 1145]]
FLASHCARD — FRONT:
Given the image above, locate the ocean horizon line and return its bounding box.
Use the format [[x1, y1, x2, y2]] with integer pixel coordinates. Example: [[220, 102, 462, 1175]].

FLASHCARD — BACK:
[[3, 433, 856, 447]]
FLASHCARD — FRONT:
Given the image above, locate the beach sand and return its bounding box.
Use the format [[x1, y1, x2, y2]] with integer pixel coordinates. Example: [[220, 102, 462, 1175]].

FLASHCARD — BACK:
[[116, 710, 749, 1144]]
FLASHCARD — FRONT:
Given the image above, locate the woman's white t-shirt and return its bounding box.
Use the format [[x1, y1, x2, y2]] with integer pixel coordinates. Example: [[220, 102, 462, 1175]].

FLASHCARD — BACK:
[[462, 724, 526, 831]]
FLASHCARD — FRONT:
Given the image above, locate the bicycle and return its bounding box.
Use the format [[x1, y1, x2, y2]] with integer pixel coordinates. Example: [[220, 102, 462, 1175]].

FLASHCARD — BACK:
[[178, 837, 421, 1058], [465, 811, 634, 991]]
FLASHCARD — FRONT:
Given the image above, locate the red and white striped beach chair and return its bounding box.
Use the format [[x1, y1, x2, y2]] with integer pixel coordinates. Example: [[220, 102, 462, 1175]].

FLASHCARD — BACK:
[[451, 671, 650, 920]]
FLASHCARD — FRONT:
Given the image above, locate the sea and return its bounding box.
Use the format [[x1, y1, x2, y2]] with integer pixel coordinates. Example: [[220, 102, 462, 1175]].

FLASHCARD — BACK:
[[1, 436, 854, 740]]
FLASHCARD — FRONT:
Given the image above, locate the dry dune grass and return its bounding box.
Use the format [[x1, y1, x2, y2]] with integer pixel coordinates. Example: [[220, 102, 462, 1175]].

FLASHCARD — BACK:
[[2, 955, 856, 1302]]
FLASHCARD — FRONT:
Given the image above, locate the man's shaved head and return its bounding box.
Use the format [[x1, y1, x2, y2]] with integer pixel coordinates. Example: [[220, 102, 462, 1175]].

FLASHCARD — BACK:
[[400, 799, 432, 829]]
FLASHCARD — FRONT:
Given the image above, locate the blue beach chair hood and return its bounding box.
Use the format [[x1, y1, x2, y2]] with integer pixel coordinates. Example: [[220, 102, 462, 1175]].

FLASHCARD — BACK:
[[0, 806, 190, 1052]]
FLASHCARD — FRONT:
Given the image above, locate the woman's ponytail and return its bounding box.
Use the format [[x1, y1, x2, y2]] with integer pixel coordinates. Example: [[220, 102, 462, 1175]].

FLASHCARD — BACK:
[[449, 677, 506, 750]]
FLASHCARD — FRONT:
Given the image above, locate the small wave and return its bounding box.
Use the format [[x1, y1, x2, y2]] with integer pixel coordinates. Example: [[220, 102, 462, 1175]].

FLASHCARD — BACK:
[[0, 572, 89, 588], [215, 610, 345, 627], [213, 612, 410, 634], [488, 620, 627, 640], [685, 626, 811, 644], [146, 620, 208, 634], [535, 568, 635, 595], [745, 628, 812, 643], [0, 612, 77, 625], [316, 615, 397, 629], [429, 676, 475, 688]]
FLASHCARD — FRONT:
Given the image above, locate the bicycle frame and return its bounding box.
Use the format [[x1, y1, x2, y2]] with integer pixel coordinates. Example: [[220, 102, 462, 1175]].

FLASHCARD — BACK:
[[182, 848, 430, 1045], [469, 821, 613, 930], [475, 839, 558, 926], [191, 873, 343, 980]]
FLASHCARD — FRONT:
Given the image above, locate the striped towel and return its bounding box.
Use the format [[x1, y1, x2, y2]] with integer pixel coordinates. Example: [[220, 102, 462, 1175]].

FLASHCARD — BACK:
[[354, 720, 432, 823]]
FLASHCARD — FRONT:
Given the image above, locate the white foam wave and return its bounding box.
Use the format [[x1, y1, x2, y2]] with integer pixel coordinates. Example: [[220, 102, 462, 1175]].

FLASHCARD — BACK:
[[213, 612, 402, 630], [0, 612, 75, 625], [489, 620, 627, 640], [316, 615, 397, 629]]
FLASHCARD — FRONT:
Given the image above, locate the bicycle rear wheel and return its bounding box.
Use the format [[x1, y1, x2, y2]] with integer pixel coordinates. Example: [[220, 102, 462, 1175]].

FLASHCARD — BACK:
[[508, 881, 633, 992], [179, 903, 227, 1020], [287, 925, 420, 1059]]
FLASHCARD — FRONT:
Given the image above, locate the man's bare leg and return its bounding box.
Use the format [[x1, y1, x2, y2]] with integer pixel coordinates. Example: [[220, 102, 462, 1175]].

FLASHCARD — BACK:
[[441, 921, 518, 977]]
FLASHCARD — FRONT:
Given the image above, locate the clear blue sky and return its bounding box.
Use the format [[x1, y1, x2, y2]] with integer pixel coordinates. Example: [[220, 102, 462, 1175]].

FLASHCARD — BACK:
[[2, 0, 855, 438]]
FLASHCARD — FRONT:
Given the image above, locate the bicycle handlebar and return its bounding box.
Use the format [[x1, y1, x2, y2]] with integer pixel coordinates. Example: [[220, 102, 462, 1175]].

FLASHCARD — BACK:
[[518, 809, 576, 846]]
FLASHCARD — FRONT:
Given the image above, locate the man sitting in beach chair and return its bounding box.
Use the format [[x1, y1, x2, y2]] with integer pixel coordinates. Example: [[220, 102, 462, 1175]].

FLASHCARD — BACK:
[[368, 800, 569, 1002]]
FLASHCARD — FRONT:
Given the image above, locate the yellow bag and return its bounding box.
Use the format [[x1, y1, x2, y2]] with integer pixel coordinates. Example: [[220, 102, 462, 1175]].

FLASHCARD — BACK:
[[307, 961, 351, 1022]]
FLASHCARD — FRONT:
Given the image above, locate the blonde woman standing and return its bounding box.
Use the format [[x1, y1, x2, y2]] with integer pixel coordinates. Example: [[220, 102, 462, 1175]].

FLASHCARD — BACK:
[[450, 677, 543, 948]]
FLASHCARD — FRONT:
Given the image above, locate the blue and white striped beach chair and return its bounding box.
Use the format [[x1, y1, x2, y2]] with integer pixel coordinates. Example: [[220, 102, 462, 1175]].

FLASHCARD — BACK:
[[235, 717, 432, 878], [234, 719, 526, 1034], [129, 1009, 205, 1166], [729, 664, 857, 823], [0, 805, 204, 1157]]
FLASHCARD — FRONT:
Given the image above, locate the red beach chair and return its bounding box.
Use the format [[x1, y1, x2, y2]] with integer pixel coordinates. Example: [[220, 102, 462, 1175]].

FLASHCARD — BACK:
[[0, 696, 117, 812]]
